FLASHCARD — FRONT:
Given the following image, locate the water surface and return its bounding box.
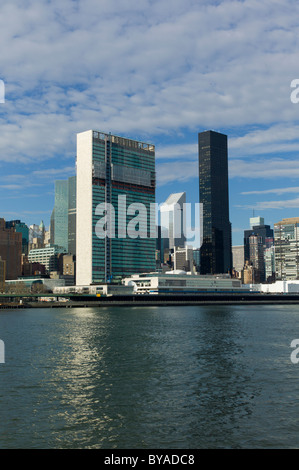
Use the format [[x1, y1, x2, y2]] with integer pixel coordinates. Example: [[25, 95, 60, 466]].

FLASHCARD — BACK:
[[0, 304, 299, 449]]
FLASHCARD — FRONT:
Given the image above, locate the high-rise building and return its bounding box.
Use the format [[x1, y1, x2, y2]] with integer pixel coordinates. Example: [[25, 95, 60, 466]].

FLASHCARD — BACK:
[[0, 218, 22, 280], [5, 220, 29, 255], [160, 192, 186, 250], [54, 180, 69, 252], [232, 245, 244, 273], [198, 130, 232, 274], [76, 130, 156, 285], [68, 175, 76, 255], [244, 217, 273, 283], [274, 217, 299, 280], [52, 176, 76, 254], [264, 245, 275, 282]]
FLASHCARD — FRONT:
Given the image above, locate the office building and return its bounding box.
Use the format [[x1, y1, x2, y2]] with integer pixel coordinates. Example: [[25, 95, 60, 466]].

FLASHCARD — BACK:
[[160, 192, 186, 250], [123, 272, 243, 294], [173, 246, 194, 272], [264, 245, 275, 283], [68, 176, 76, 255], [274, 218, 299, 280], [198, 130, 232, 274], [28, 245, 66, 274], [54, 180, 69, 252], [52, 176, 76, 255], [244, 218, 273, 263], [0, 218, 22, 280], [76, 130, 156, 285], [5, 220, 29, 255], [232, 245, 244, 273]]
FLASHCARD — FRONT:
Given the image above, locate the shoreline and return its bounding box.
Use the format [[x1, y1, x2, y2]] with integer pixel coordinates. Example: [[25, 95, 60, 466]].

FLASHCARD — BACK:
[[2, 292, 299, 308]]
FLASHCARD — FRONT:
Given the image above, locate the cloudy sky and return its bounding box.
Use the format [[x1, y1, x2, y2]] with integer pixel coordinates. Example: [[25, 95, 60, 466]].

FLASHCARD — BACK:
[[1, 0, 299, 245]]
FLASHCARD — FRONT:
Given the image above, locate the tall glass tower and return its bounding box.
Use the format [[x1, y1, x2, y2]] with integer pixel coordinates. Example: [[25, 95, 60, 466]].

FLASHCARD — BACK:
[[54, 180, 69, 252], [198, 130, 232, 274], [76, 130, 156, 285]]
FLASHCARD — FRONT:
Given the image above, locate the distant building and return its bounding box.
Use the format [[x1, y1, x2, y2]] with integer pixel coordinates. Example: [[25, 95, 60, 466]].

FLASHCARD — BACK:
[[68, 176, 76, 255], [29, 222, 46, 250], [21, 254, 46, 277], [232, 245, 244, 272], [52, 176, 76, 255], [244, 217, 273, 283], [54, 180, 69, 252], [5, 220, 29, 255], [274, 217, 299, 280], [193, 248, 200, 272], [0, 218, 22, 280], [173, 246, 194, 272], [160, 192, 186, 250], [198, 130, 232, 275], [0, 256, 5, 292], [264, 245, 275, 283], [28, 245, 67, 274], [242, 260, 258, 284]]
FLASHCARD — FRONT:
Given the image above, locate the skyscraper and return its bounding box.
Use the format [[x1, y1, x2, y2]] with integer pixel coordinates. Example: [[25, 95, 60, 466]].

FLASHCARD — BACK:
[[243, 216, 273, 283], [76, 130, 156, 285], [54, 180, 69, 252], [68, 175, 76, 255], [198, 130, 232, 274], [274, 217, 299, 280], [0, 218, 22, 280], [53, 176, 76, 254]]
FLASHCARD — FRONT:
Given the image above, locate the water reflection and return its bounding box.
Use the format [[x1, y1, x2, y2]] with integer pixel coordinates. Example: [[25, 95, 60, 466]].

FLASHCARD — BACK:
[[1, 304, 299, 448]]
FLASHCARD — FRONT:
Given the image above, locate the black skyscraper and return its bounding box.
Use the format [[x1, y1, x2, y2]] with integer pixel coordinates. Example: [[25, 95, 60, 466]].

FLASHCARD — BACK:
[[198, 130, 232, 274]]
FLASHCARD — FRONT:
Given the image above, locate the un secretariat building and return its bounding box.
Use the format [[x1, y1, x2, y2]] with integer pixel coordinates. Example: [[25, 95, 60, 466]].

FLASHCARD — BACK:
[[76, 130, 156, 285]]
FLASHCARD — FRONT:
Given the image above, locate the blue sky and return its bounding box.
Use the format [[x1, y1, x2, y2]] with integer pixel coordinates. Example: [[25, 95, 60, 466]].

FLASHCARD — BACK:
[[1, 0, 299, 246]]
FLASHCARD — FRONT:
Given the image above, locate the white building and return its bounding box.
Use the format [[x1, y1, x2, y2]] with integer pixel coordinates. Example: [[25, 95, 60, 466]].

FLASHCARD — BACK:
[[123, 272, 244, 294], [160, 192, 186, 250], [28, 245, 66, 273]]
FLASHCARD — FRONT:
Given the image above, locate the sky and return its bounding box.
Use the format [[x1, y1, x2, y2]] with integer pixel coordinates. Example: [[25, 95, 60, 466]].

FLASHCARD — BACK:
[[1, 0, 299, 246]]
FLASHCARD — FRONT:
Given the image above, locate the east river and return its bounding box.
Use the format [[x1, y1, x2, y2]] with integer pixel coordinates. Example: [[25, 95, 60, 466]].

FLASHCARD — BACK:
[[1, 304, 299, 449]]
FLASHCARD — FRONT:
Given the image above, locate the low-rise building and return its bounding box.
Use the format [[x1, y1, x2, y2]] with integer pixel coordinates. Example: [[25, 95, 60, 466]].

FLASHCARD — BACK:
[[123, 272, 244, 294]]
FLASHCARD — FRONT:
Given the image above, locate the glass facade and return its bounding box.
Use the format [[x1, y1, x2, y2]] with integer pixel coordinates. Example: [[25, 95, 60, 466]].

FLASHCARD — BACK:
[[244, 221, 273, 283], [198, 130, 232, 274], [91, 131, 156, 283], [54, 180, 69, 252], [274, 218, 299, 280], [53, 177, 76, 255], [68, 176, 76, 255]]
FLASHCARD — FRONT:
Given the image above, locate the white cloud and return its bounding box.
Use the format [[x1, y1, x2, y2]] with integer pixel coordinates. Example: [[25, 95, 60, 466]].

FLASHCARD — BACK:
[[229, 158, 299, 179], [241, 186, 299, 195], [236, 197, 299, 210], [156, 160, 198, 185], [0, 0, 299, 164]]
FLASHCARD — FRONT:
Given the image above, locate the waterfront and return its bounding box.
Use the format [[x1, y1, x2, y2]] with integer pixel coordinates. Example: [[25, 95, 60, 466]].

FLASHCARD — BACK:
[[0, 304, 299, 449]]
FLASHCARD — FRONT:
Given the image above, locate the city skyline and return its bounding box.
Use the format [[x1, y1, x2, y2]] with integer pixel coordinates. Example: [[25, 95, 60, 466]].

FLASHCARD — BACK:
[[1, 1, 299, 245]]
